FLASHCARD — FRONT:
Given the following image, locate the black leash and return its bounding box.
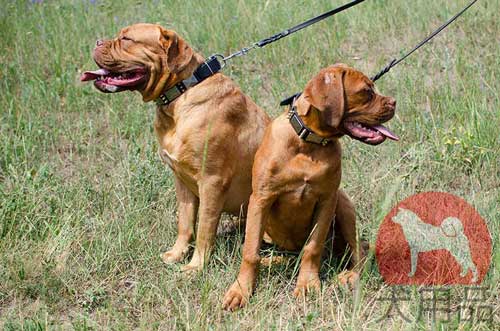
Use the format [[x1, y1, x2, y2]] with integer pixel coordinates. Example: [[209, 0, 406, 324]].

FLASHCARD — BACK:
[[157, 0, 367, 106], [280, 0, 480, 106], [157, 0, 366, 106], [214, 0, 367, 66], [371, 0, 479, 82]]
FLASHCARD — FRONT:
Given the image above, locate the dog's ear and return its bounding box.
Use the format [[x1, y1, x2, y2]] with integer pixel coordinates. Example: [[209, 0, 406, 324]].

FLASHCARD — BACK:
[[301, 67, 346, 127], [160, 28, 194, 74], [440, 217, 463, 237]]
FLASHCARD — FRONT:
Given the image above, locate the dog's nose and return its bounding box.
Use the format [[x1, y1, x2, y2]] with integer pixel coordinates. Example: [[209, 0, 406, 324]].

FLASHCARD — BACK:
[[387, 97, 396, 109], [96, 39, 104, 47]]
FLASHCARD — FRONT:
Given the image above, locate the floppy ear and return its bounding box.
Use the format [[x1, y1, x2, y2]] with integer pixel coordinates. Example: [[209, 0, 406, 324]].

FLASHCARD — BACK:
[[160, 29, 194, 74], [440, 217, 462, 237], [302, 68, 346, 127]]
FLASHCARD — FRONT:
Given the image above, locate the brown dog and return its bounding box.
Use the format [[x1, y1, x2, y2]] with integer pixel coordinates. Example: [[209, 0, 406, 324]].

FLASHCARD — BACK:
[[223, 64, 398, 310], [81, 24, 361, 272], [81, 23, 270, 271]]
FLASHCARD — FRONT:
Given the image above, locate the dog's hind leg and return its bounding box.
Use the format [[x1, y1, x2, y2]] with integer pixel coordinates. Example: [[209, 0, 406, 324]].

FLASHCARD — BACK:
[[459, 260, 478, 283], [334, 190, 365, 286], [459, 264, 477, 283], [335, 190, 365, 264], [409, 249, 418, 277], [451, 248, 478, 283], [458, 260, 469, 278]]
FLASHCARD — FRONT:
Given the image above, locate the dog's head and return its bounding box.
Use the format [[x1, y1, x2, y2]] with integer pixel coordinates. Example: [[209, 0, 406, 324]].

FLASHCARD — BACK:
[[81, 23, 196, 102], [391, 208, 416, 226], [299, 64, 398, 145], [440, 217, 464, 237]]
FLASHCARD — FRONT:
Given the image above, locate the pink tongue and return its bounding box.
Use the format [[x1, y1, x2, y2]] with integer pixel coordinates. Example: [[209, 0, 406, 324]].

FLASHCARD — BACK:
[[107, 75, 143, 87], [80, 68, 110, 82], [373, 125, 399, 141]]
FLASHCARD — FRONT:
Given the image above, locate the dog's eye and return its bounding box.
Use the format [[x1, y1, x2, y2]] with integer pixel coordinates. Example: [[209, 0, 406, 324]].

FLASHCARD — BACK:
[[364, 89, 374, 101], [120, 36, 133, 42]]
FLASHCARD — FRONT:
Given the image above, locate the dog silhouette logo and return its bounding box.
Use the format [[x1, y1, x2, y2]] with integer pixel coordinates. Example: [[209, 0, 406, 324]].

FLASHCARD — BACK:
[[391, 208, 478, 282], [375, 192, 491, 285]]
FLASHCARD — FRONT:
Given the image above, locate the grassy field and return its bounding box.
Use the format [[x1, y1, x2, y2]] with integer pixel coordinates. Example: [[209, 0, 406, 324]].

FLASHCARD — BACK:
[[1, 0, 499, 330]]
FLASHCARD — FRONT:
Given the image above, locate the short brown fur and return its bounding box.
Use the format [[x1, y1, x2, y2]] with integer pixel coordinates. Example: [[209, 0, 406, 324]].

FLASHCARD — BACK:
[[223, 64, 396, 310], [90, 25, 363, 273]]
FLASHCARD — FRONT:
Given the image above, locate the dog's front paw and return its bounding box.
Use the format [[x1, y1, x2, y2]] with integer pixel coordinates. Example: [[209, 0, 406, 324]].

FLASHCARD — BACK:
[[223, 281, 251, 311], [337, 270, 359, 287], [260, 255, 291, 267], [293, 277, 321, 298], [180, 261, 203, 274], [161, 247, 188, 264], [181, 253, 205, 274]]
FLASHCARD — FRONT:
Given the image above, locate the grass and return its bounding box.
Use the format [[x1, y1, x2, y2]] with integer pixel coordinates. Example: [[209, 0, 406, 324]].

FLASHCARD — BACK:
[[0, 0, 498, 329]]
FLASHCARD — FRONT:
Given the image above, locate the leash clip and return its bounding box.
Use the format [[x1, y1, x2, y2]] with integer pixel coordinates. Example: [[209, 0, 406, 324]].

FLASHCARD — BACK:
[[222, 43, 258, 63], [211, 54, 227, 69]]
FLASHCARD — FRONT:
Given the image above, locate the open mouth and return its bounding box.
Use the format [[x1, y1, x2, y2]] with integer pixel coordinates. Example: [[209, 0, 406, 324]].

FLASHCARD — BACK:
[[343, 121, 399, 145], [80, 68, 147, 93]]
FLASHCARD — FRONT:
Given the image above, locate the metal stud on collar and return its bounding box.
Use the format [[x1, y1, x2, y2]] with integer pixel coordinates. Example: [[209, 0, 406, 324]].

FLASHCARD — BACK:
[[159, 94, 169, 105]]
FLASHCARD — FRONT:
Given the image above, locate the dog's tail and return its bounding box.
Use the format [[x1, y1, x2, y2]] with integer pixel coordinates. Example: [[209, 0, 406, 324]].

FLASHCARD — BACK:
[[440, 217, 464, 237]]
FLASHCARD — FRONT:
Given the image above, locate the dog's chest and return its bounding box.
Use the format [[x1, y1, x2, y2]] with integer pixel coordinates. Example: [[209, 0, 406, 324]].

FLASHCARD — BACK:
[[156, 128, 185, 171], [280, 154, 341, 213], [156, 133, 201, 192], [287, 154, 338, 188], [159, 148, 178, 169]]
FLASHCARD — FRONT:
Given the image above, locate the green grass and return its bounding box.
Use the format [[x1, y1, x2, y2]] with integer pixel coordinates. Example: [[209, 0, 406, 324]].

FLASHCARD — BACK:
[[0, 0, 498, 330]]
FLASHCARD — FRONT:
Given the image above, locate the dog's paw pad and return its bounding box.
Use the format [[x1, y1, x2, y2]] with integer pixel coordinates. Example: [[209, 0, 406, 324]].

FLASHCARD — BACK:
[[223, 290, 247, 311], [293, 279, 321, 298], [161, 250, 186, 264], [337, 270, 359, 287], [180, 263, 203, 274]]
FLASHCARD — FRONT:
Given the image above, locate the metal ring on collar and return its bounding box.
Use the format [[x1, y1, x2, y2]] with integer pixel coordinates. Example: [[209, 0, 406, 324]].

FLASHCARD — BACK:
[[212, 54, 227, 69]]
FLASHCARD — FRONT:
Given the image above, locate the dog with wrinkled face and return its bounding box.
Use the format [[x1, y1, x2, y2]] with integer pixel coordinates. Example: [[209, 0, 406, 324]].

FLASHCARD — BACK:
[[81, 23, 270, 272], [81, 24, 360, 272], [223, 64, 398, 310]]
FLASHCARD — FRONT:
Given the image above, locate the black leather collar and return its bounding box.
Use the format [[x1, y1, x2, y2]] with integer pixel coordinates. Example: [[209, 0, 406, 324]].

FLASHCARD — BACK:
[[156, 55, 222, 106], [283, 93, 333, 147]]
